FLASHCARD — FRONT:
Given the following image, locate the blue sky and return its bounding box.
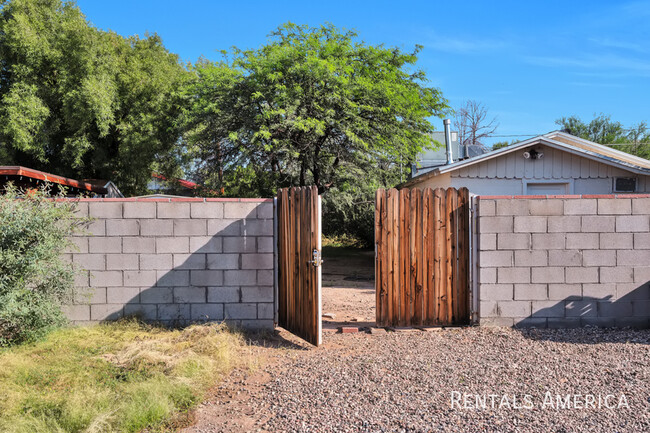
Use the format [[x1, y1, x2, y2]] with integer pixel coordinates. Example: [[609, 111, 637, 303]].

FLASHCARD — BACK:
[[77, 0, 650, 145]]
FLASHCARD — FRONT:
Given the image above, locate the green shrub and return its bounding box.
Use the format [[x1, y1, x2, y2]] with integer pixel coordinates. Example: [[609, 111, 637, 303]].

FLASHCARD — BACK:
[[0, 184, 85, 346]]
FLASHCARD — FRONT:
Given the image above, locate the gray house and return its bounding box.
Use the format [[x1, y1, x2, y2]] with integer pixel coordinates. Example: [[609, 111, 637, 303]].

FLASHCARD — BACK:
[[402, 131, 650, 195]]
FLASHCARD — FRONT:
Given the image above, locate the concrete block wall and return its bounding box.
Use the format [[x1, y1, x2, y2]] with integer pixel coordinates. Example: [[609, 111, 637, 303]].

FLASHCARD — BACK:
[[477, 194, 650, 328], [62, 197, 275, 330]]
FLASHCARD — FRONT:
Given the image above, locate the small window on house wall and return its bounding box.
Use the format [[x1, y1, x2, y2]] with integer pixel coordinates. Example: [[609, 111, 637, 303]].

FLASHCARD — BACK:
[[614, 177, 637, 193]]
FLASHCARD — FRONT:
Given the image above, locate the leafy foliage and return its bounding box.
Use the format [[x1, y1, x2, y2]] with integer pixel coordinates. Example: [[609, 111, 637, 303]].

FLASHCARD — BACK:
[[0, 0, 189, 195], [0, 184, 84, 346]]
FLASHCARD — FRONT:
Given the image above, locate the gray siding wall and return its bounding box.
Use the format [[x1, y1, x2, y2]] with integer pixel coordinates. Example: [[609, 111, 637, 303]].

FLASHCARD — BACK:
[[63, 198, 274, 330], [477, 195, 650, 328]]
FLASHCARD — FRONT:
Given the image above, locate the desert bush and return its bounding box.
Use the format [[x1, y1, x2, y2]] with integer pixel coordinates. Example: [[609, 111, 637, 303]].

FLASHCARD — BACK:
[[0, 184, 85, 346]]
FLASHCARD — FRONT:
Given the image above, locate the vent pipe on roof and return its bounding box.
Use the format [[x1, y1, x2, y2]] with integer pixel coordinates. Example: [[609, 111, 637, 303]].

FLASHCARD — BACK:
[[444, 118, 453, 164]]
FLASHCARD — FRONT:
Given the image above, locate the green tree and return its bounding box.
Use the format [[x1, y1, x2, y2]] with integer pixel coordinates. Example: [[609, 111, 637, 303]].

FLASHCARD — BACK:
[[182, 23, 449, 195], [0, 0, 188, 195], [555, 114, 626, 144], [492, 140, 516, 150]]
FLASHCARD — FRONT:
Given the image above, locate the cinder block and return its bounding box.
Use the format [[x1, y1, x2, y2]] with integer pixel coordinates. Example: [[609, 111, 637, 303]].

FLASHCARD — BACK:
[[207, 286, 240, 303], [582, 283, 616, 299], [140, 219, 173, 236], [106, 254, 139, 270], [616, 215, 649, 232], [514, 216, 547, 233], [548, 250, 582, 267], [156, 237, 190, 254], [514, 317, 547, 328], [547, 216, 581, 233], [73, 270, 90, 288], [257, 237, 274, 253], [139, 287, 173, 304], [480, 317, 514, 327], [224, 303, 258, 319], [156, 270, 190, 287], [515, 283, 548, 300], [88, 237, 121, 254], [564, 199, 596, 215], [479, 199, 496, 216], [123, 202, 156, 218], [190, 270, 223, 286], [62, 304, 91, 321], [565, 267, 599, 284], [206, 253, 239, 270], [634, 233, 650, 249], [616, 283, 649, 300], [73, 202, 89, 218], [515, 250, 547, 267], [241, 286, 274, 302], [190, 236, 222, 253], [480, 300, 499, 317], [90, 271, 122, 287], [241, 219, 272, 236], [191, 304, 224, 321], [600, 233, 633, 250], [84, 220, 106, 236], [581, 317, 615, 328], [531, 300, 564, 317], [528, 199, 564, 216], [122, 237, 155, 253], [124, 304, 157, 321], [598, 198, 631, 215], [531, 267, 564, 284], [65, 237, 88, 254], [495, 200, 529, 216], [140, 253, 173, 270], [479, 234, 497, 251], [207, 219, 241, 236], [481, 284, 514, 301], [223, 237, 256, 253], [258, 303, 274, 320], [498, 233, 530, 250], [190, 202, 223, 219], [634, 266, 650, 283], [173, 253, 207, 270], [242, 253, 274, 270], [74, 254, 105, 271], [498, 301, 531, 317], [241, 319, 274, 330], [582, 250, 615, 267], [632, 300, 650, 317], [223, 202, 258, 219], [257, 270, 274, 286], [174, 219, 207, 236], [581, 216, 615, 232], [106, 219, 139, 236], [74, 286, 105, 304], [548, 284, 582, 301], [614, 317, 649, 328], [598, 300, 633, 317], [89, 202, 122, 218], [224, 270, 257, 286], [257, 203, 274, 219], [91, 304, 123, 321], [618, 250, 650, 266], [532, 233, 565, 250], [600, 267, 633, 283], [106, 286, 140, 303], [565, 300, 597, 317], [632, 198, 650, 215], [158, 304, 190, 321], [174, 286, 206, 303], [157, 202, 190, 218], [481, 251, 513, 267], [498, 267, 530, 284], [480, 216, 513, 233], [123, 270, 157, 287], [480, 268, 497, 284], [566, 233, 599, 249], [547, 318, 580, 328]]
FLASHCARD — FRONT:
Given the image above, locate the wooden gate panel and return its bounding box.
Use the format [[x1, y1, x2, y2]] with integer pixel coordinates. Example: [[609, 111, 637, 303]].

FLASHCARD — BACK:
[[375, 187, 470, 327], [277, 186, 321, 346]]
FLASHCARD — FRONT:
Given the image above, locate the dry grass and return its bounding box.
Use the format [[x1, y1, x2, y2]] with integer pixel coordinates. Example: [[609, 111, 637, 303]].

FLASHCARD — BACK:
[[0, 320, 250, 433]]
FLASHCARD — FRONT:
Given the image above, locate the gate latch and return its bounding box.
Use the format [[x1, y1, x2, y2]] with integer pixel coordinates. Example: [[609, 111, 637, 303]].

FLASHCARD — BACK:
[[309, 249, 323, 267]]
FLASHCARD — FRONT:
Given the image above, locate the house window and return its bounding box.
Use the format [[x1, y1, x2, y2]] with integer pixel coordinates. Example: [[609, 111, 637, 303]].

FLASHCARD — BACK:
[[614, 177, 637, 193], [525, 183, 569, 195]]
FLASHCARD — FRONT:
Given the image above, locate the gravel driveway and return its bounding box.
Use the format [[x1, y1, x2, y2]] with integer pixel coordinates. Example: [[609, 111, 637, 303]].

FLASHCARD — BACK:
[[183, 327, 649, 433]]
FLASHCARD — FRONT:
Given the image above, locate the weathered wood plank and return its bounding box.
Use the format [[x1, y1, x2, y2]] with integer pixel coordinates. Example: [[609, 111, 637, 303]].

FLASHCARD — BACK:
[[433, 188, 445, 325], [399, 189, 409, 326], [447, 188, 458, 324], [458, 187, 469, 324]]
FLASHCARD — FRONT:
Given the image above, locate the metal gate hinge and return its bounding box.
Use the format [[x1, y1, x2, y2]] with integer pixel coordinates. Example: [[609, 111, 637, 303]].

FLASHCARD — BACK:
[[308, 249, 323, 267]]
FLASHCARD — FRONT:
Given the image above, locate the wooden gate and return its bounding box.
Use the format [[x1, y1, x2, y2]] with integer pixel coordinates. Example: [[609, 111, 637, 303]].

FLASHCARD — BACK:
[[375, 187, 470, 327], [276, 186, 322, 346]]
